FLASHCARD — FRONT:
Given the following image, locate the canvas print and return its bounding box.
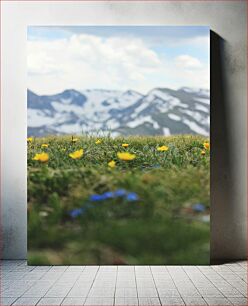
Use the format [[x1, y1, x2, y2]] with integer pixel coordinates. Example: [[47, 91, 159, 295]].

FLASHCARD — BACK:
[[27, 26, 210, 265]]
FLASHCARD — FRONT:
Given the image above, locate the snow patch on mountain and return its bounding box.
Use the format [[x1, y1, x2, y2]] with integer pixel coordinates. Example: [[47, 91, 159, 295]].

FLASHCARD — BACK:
[[168, 114, 181, 121], [181, 87, 210, 97], [163, 127, 171, 136], [127, 115, 159, 129], [52, 101, 84, 115], [57, 123, 82, 134], [194, 97, 210, 105], [195, 104, 209, 113], [181, 109, 209, 126], [28, 109, 55, 127], [183, 119, 208, 136]]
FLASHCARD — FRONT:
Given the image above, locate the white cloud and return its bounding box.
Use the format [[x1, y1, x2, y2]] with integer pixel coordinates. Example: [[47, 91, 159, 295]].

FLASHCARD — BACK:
[[175, 55, 202, 69], [28, 34, 161, 94], [27, 33, 209, 95]]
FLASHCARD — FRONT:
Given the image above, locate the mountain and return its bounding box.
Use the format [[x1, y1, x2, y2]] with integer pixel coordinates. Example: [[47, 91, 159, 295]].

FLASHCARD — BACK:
[[27, 87, 210, 137]]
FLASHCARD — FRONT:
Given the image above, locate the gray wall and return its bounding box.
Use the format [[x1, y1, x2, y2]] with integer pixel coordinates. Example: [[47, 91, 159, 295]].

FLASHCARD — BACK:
[[1, 1, 247, 261]]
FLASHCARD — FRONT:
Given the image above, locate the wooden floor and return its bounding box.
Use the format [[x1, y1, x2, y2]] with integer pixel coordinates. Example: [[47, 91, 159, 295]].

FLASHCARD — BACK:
[[1, 260, 247, 305]]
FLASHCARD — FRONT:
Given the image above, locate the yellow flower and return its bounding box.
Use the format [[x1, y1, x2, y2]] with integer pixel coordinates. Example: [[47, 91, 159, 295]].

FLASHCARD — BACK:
[[27, 137, 33, 143], [95, 139, 102, 144], [108, 160, 116, 168], [122, 143, 129, 148], [69, 149, 84, 159], [203, 142, 210, 150], [157, 145, 169, 152], [33, 152, 49, 163], [201, 150, 206, 155], [41, 144, 49, 148], [117, 152, 136, 161], [71, 137, 78, 143]]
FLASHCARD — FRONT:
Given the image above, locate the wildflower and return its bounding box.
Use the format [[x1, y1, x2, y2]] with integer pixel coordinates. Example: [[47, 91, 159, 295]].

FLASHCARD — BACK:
[[69, 149, 83, 159], [114, 189, 127, 197], [122, 143, 129, 148], [69, 208, 85, 218], [117, 152, 136, 161], [71, 136, 78, 143], [90, 191, 114, 202], [95, 139, 102, 144], [192, 203, 205, 213], [102, 191, 114, 199], [157, 145, 169, 152], [27, 137, 33, 143], [108, 160, 116, 168], [89, 194, 105, 202], [201, 150, 206, 155], [126, 192, 139, 202], [33, 152, 49, 163], [89, 189, 138, 203], [41, 144, 49, 148], [203, 142, 210, 150]]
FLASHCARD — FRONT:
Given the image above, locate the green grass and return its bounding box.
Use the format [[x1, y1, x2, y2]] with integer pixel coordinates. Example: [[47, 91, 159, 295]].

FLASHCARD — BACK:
[[27, 134, 210, 265]]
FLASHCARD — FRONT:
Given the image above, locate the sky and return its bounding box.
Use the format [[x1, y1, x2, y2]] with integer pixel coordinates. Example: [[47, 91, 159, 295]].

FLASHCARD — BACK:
[[27, 26, 209, 95]]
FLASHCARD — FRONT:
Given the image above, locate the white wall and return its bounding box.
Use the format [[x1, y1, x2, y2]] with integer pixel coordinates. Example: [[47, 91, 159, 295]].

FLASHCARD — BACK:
[[1, 1, 247, 260]]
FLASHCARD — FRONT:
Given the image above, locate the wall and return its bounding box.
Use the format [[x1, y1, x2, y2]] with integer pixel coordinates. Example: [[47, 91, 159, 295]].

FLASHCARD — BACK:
[[1, 0, 247, 261]]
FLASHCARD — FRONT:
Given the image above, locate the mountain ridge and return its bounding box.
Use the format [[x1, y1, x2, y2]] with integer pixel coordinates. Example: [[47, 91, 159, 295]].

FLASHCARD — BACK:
[[27, 87, 210, 137]]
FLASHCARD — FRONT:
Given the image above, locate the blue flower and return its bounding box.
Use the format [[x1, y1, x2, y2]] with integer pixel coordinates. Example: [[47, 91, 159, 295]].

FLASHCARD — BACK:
[[192, 203, 205, 213], [89, 194, 105, 202], [69, 208, 84, 218], [114, 189, 127, 197], [102, 191, 114, 199], [89, 189, 139, 202], [126, 192, 139, 202]]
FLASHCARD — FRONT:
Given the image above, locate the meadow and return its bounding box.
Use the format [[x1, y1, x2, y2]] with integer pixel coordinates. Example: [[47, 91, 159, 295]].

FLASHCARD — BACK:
[[27, 135, 210, 265]]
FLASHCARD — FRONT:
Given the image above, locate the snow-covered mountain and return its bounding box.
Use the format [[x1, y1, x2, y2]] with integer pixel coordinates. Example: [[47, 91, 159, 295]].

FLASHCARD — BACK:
[[27, 87, 210, 137]]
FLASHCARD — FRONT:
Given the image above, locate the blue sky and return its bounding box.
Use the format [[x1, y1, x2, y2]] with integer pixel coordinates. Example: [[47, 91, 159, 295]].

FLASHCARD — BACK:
[[27, 26, 209, 95]]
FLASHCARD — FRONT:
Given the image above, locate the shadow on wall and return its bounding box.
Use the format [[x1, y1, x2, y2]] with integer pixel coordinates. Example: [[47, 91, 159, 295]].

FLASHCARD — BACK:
[[210, 31, 239, 263]]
